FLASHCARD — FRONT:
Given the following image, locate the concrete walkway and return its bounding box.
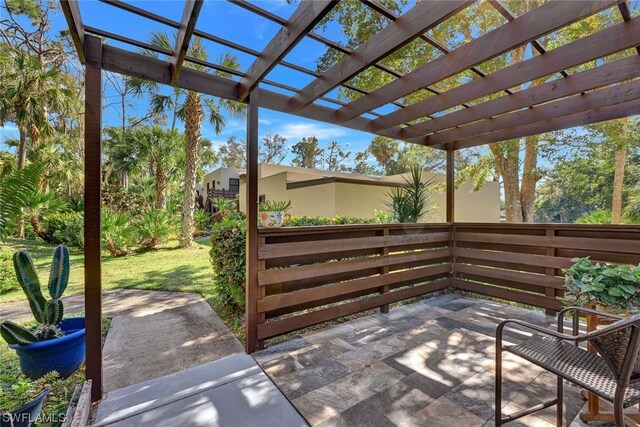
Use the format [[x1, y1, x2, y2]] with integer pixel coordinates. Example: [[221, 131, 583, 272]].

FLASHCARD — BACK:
[[93, 353, 307, 427], [1, 290, 244, 392]]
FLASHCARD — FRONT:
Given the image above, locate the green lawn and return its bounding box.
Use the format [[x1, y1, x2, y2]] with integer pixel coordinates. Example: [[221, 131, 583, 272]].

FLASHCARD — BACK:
[[0, 238, 214, 304]]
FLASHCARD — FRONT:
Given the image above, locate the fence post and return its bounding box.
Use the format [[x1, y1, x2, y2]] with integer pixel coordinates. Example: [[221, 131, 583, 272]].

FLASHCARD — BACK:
[[544, 227, 557, 316], [379, 227, 390, 314]]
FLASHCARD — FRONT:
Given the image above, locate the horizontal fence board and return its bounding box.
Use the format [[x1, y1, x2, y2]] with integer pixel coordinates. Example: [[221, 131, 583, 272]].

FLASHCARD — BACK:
[[259, 264, 450, 313], [452, 278, 563, 311], [455, 232, 640, 254], [257, 279, 451, 340], [260, 232, 452, 259], [260, 248, 451, 286], [453, 247, 573, 270], [455, 263, 565, 290]]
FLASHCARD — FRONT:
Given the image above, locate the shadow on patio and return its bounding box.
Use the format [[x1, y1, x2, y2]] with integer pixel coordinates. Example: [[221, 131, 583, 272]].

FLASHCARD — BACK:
[[254, 294, 588, 427]]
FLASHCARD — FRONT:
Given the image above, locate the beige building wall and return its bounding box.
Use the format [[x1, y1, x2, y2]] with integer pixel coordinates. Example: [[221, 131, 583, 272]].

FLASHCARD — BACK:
[[238, 164, 500, 222]]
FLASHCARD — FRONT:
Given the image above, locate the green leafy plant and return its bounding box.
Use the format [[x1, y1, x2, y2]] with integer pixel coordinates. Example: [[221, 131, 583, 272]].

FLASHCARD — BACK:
[[374, 210, 394, 224], [258, 200, 292, 212], [43, 212, 84, 248], [285, 215, 375, 227], [209, 216, 246, 312], [576, 210, 612, 224], [194, 208, 212, 233], [0, 245, 70, 345], [0, 251, 15, 295], [385, 165, 435, 223], [563, 257, 640, 313], [135, 209, 177, 250], [0, 163, 43, 241], [102, 209, 135, 257]]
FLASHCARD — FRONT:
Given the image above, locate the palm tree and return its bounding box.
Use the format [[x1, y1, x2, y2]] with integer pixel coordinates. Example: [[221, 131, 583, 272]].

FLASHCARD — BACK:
[[0, 47, 73, 169], [128, 32, 245, 247]]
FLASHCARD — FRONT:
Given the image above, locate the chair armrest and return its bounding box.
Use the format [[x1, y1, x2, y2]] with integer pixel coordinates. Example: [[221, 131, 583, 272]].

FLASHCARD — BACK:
[[557, 306, 625, 337], [496, 318, 580, 350]]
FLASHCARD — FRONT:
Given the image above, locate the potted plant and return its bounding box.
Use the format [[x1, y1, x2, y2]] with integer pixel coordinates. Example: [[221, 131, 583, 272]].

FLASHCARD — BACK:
[[0, 246, 85, 379], [258, 200, 292, 228], [563, 257, 640, 315]]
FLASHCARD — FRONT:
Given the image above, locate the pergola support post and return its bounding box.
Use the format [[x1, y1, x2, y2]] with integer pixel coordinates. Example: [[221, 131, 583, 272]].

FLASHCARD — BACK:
[[446, 148, 456, 287], [245, 89, 262, 353], [83, 34, 103, 402]]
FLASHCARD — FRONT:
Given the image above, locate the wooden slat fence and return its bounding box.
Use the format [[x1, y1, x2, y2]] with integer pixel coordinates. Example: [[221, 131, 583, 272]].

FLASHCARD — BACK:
[[452, 223, 640, 314], [252, 224, 452, 348], [247, 222, 640, 351]]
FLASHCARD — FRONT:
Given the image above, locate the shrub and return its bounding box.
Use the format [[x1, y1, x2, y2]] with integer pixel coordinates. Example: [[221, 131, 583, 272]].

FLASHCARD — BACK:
[[576, 210, 612, 224], [564, 257, 640, 314], [102, 209, 135, 257], [135, 209, 177, 250], [0, 251, 15, 295], [194, 208, 212, 233], [374, 210, 394, 224], [210, 215, 246, 312], [286, 215, 375, 227], [102, 183, 144, 214], [43, 212, 84, 248]]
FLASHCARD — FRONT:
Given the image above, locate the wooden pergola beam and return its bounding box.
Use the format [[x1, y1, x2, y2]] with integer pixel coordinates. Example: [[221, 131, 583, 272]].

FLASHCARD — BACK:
[[400, 55, 640, 139], [399, 16, 640, 139], [454, 98, 640, 150], [237, 0, 337, 102], [60, 0, 85, 63], [335, 0, 620, 124], [427, 79, 640, 146], [171, 0, 204, 85], [289, 0, 472, 111]]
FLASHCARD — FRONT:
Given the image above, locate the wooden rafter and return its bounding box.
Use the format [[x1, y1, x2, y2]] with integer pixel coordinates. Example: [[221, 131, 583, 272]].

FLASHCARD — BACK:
[[402, 55, 640, 139], [289, 0, 472, 111], [171, 0, 204, 85], [237, 0, 338, 102], [399, 16, 640, 139], [426, 79, 640, 146], [60, 0, 85, 63], [336, 0, 621, 124], [454, 98, 640, 150]]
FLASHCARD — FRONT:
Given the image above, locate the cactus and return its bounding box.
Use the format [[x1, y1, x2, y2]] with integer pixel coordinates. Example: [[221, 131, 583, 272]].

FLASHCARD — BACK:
[[0, 245, 70, 345]]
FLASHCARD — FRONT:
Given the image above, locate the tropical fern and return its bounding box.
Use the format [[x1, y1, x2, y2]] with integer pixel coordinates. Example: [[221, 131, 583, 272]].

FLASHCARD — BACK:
[[0, 163, 43, 240]]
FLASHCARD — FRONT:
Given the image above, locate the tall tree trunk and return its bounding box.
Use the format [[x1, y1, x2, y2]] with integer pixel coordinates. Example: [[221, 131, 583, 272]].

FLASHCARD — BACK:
[[155, 166, 167, 210], [29, 213, 48, 242], [611, 118, 629, 224], [491, 141, 523, 222], [16, 126, 27, 238], [520, 135, 540, 223], [180, 91, 203, 248]]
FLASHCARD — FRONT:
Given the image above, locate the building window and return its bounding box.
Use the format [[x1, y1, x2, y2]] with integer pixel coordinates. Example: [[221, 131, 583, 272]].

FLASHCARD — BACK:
[[229, 178, 240, 193], [259, 195, 266, 203]]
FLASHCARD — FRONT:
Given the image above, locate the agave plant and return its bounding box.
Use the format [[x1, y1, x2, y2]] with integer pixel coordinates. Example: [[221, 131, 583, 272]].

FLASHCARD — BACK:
[[258, 200, 292, 212], [0, 246, 70, 345]]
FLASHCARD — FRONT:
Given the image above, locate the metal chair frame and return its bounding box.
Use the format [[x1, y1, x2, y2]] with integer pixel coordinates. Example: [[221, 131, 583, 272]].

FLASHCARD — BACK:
[[495, 306, 640, 427]]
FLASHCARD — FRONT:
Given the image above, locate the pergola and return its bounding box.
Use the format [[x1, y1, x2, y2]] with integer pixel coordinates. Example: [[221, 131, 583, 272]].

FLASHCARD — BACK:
[[60, 0, 640, 401]]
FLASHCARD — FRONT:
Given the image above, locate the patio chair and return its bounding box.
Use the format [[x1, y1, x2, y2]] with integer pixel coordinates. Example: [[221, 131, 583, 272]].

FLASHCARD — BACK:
[[495, 307, 640, 427]]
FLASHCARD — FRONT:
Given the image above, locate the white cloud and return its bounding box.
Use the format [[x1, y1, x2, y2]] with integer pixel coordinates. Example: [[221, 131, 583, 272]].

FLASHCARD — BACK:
[[278, 123, 349, 141]]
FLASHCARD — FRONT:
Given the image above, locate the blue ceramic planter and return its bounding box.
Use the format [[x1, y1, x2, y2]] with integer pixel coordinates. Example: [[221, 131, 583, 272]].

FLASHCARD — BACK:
[[0, 390, 48, 427], [9, 318, 86, 379]]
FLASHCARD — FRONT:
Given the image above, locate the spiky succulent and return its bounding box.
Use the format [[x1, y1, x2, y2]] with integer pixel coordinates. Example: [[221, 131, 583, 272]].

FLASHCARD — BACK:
[[0, 246, 69, 345]]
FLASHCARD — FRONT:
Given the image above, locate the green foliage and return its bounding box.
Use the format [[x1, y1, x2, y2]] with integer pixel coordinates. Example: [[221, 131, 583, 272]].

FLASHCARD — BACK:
[[0, 252, 16, 295], [284, 215, 376, 227], [564, 257, 640, 313], [212, 198, 237, 214], [374, 210, 394, 224], [0, 163, 43, 241], [102, 183, 145, 214], [576, 210, 612, 224], [209, 216, 246, 311], [291, 136, 322, 169], [194, 209, 212, 232], [102, 209, 135, 257], [258, 200, 292, 212], [386, 166, 435, 223], [0, 246, 70, 344], [135, 209, 178, 250], [43, 212, 84, 248]]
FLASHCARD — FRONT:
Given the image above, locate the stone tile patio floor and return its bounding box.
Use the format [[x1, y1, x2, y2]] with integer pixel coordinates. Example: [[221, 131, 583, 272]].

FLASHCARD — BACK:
[[254, 294, 596, 427]]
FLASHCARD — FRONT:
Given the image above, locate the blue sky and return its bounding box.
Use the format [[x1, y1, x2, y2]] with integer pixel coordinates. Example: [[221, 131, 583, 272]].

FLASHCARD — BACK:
[[1, 0, 637, 173], [1, 0, 385, 170]]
